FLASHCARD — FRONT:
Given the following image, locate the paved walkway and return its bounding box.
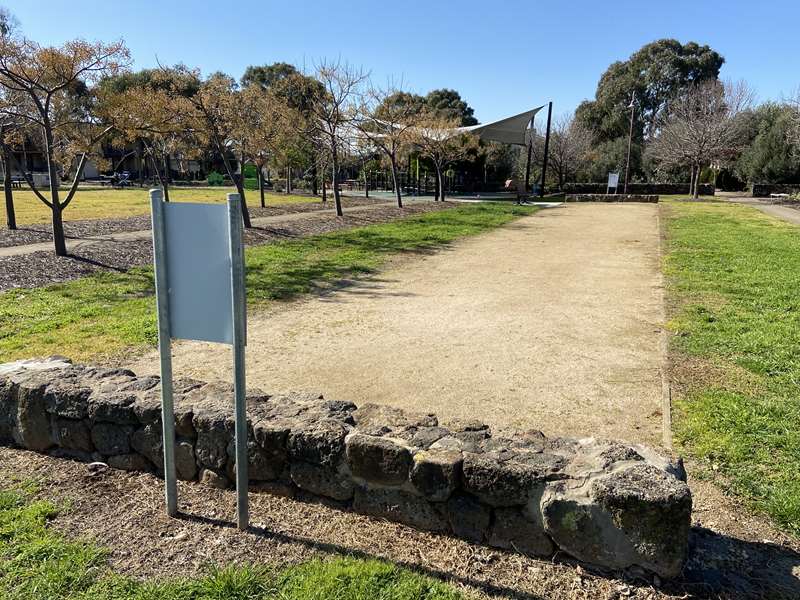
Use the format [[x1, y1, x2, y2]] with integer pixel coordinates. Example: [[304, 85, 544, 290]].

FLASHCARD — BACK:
[[129, 203, 666, 446], [719, 192, 800, 226], [0, 200, 425, 258]]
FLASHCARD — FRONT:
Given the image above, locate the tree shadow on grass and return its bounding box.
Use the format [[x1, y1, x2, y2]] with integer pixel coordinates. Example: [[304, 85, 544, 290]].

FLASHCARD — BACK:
[[64, 253, 128, 273]]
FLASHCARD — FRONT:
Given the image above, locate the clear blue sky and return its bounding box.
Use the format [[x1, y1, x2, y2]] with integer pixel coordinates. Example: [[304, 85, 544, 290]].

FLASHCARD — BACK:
[[7, 0, 799, 125]]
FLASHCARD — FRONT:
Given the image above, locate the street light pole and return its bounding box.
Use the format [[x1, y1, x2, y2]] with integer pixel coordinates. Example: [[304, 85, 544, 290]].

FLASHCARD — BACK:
[[624, 92, 635, 194], [539, 101, 553, 198]]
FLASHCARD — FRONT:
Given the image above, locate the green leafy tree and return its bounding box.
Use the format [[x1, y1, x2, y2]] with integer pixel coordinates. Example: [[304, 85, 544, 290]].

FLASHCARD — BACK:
[[241, 62, 298, 90], [424, 89, 477, 125], [576, 39, 724, 144], [735, 103, 800, 184]]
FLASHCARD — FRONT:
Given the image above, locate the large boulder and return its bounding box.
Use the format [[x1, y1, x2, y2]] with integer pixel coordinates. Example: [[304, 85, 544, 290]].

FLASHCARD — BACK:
[[409, 449, 462, 501], [290, 461, 354, 501], [11, 369, 53, 451], [489, 506, 554, 557], [346, 433, 412, 485], [462, 450, 566, 507], [91, 422, 132, 455], [287, 418, 350, 467], [446, 493, 491, 542], [541, 458, 692, 578], [353, 487, 449, 532]]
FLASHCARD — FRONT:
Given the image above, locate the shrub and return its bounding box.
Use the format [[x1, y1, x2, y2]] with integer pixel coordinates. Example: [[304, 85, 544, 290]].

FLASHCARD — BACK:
[[207, 171, 224, 186]]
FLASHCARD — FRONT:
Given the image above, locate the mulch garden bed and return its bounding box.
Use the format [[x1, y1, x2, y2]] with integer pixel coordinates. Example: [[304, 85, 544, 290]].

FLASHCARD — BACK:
[[0, 202, 453, 292], [0, 196, 380, 249]]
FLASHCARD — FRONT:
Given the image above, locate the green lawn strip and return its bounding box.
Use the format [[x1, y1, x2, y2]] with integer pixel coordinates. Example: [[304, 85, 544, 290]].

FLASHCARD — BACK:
[[0, 203, 536, 362], [0, 487, 464, 600], [664, 200, 800, 533]]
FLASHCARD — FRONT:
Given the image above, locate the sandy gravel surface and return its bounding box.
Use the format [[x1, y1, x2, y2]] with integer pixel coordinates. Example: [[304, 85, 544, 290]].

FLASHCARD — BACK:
[[130, 203, 665, 446]]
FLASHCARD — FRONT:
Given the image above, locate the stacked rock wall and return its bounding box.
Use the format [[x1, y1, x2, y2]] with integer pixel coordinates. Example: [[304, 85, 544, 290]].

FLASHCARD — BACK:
[[0, 358, 692, 577], [562, 183, 714, 196], [565, 194, 659, 203]]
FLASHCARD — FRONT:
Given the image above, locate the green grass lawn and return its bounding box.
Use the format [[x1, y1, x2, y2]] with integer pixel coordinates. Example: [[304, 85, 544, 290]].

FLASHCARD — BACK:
[[1, 186, 316, 225], [0, 203, 536, 362], [0, 486, 463, 600], [665, 200, 800, 533]]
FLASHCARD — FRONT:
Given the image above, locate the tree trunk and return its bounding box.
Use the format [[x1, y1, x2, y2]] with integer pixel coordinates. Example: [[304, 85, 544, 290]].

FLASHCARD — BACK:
[[234, 173, 252, 228], [136, 142, 143, 187], [694, 164, 702, 199], [149, 153, 170, 201], [436, 164, 445, 202], [215, 140, 251, 228], [43, 127, 67, 256], [331, 148, 342, 217], [285, 164, 290, 195], [390, 158, 402, 208], [258, 166, 265, 207], [311, 161, 318, 196], [3, 148, 16, 230], [322, 175, 327, 202], [163, 153, 171, 184], [364, 167, 369, 199]]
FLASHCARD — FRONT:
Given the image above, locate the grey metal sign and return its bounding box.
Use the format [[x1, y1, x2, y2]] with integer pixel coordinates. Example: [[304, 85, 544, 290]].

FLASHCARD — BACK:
[[607, 172, 620, 193], [150, 189, 249, 529]]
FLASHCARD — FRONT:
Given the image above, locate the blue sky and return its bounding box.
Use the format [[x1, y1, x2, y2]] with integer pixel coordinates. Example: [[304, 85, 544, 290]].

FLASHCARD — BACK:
[[7, 0, 800, 126]]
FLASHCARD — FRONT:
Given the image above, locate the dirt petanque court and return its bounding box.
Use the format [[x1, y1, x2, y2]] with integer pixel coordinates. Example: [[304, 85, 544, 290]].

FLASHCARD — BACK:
[[129, 202, 665, 447]]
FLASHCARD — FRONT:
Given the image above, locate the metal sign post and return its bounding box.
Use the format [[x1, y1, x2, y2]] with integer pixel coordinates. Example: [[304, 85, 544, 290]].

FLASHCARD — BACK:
[[150, 190, 249, 529]]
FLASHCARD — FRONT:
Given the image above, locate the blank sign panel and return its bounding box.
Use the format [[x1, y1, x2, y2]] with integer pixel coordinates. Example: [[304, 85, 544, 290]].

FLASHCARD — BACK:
[[162, 202, 233, 344]]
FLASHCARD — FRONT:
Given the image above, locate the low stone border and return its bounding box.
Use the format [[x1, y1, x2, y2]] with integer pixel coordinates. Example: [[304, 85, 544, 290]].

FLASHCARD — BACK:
[[0, 358, 692, 577], [565, 194, 659, 203], [562, 183, 712, 196]]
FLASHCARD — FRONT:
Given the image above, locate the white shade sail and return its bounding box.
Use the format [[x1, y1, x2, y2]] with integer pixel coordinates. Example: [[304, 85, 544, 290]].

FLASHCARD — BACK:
[[361, 105, 547, 147], [460, 106, 546, 146]]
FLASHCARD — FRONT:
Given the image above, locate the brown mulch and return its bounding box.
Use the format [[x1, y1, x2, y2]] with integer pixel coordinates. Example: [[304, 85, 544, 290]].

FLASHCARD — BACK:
[[0, 196, 380, 249], [0, 202, 454, 292], [1, 447, 798, 599]]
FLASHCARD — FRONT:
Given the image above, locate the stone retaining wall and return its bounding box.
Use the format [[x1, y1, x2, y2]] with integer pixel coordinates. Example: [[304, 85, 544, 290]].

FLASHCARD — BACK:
[[565, 194, 659, 203], [562, 183, 713, 196], [0, 358, 692, 577]]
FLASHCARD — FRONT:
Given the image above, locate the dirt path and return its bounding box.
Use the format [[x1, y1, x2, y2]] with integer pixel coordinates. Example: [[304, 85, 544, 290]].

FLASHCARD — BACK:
[[130, 203, 665, 446]]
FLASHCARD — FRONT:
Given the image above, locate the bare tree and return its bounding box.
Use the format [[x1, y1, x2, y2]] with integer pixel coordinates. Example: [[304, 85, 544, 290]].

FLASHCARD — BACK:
[[648, 80, 753, 198], [0, 37, 129, 254], [307, 60, 367, 216], [547, 114, 591, 189], [357, 85, 418, 208], [408, 114, 478, 201]]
